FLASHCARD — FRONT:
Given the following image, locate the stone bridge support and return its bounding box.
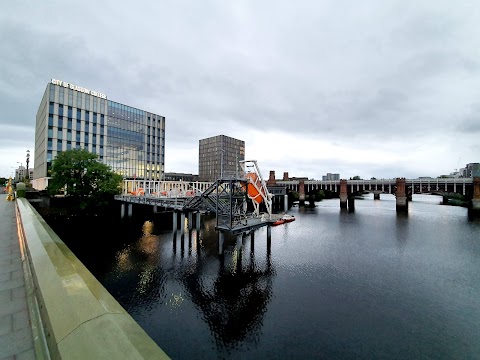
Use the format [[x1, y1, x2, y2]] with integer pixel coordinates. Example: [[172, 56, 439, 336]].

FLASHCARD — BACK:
[[470, 177, 480, 217], [396, 178, 408, 213], [340, 179, 348, 209], [299, 180, 305, 206], [373, 191, 381, 200]]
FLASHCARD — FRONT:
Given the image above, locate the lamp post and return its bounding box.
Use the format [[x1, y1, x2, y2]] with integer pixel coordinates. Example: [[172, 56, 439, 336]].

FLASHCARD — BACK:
[[26, 150, 30, 173]]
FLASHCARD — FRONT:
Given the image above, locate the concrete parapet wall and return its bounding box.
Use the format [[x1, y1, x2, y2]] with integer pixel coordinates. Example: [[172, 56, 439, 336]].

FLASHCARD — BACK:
[[15, 199, 170, 360]]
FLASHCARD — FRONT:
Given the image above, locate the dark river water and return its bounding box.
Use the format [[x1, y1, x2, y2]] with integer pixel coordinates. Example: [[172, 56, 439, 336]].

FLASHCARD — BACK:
[[52, 194, 480, 359]]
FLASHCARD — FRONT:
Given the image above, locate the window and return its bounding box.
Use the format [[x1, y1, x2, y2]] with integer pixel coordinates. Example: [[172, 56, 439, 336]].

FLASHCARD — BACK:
[[84, 133, 89, 143], [49, 85, 55, 101], [77, 109, 81, 119], [58, 104, 63, 117], [67, 119, 72, 129], [58, 117, 63, 128], [57, 129, 63, 140], [49, 102, 54, 114], [68, 106, 72, 118], [66, 141, 72, 150], [67, 129, 72, 141], [57, 140, 62, 151], [48, 114, 54, 126], [76, 119, 81, 130], [76, 93, 82, 108], [85, 111, 90, 121], [100, 114, 104, 125]]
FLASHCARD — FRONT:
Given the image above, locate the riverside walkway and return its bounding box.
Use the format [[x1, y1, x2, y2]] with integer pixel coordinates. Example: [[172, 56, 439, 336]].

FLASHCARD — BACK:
[[0, 193, 35, 359], [0, 190, 171, 360]]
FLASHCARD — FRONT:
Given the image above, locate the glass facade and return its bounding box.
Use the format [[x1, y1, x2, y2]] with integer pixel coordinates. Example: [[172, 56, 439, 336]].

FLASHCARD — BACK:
[[105, 101, 165, 180], [35, 81, 165, 187]]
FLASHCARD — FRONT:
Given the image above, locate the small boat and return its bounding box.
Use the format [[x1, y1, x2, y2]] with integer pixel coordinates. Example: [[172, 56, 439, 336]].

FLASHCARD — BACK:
[[272, 214, 295, 226], [281, 214, 295, 223], [272, 219, 285, 226]]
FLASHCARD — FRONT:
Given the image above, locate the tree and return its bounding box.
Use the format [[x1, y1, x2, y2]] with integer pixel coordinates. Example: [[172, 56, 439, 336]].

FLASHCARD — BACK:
[[350, 176, 362, 180], [47, 149, 123, 210]]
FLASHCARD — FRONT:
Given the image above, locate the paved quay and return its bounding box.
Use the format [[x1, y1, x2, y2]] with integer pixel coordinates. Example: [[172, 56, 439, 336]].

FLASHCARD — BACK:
[[0, 193, 36, 360]]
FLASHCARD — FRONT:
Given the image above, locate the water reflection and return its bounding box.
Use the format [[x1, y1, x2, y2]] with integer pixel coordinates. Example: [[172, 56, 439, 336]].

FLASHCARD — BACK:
[[180, 243, 275, 348], [51, 197, 480, 359], [112, 217, 276, 350]]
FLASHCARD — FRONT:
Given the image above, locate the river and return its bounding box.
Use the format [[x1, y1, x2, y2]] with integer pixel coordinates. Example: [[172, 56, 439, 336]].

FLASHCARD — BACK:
[[53, 194, 480, 359]]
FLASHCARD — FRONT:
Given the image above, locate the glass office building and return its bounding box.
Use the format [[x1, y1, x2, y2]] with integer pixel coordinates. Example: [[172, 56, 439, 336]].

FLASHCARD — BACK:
[[198, 135, 245, 182], [32, 79, 165, 190]]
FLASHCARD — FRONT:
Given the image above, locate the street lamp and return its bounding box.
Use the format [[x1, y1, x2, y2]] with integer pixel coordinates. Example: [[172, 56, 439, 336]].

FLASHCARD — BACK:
[[26, 150, 30, 172]]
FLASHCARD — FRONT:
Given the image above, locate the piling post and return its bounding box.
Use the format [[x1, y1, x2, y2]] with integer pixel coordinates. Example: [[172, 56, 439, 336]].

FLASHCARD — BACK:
[[219, 232, 225, 255], [340, 179, 348, 209], [180, 212, 186, 235], [396, 178, 408, 213]]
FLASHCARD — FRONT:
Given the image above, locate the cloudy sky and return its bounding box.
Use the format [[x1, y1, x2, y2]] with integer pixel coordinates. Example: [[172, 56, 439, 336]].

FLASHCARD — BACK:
[[1, 0, 479, 180]]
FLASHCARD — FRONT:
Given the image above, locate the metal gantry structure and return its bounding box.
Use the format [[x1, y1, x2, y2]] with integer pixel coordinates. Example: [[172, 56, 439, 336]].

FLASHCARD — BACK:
[[116, 160, 275, 234]]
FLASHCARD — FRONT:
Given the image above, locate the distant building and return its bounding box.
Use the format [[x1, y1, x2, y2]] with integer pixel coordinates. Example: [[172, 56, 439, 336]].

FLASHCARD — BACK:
[[15, 166, 26, 182], [322, 173, 340, 181], [463, 163, 480, 177], [164, 172, 199, 182], [198, 135, 245, 182]]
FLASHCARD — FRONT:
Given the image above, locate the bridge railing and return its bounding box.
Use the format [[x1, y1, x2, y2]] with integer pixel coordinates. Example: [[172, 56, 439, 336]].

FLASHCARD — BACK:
[[121, 180, 214, 198]]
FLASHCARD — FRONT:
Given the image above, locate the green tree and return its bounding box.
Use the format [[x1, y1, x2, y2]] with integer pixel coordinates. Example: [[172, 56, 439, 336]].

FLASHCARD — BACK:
[[47, 149, 122, 210], [350, 175, 362, 180]]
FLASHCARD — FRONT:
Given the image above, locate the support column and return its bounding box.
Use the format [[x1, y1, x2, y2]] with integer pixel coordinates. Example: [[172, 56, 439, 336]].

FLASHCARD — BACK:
[[339, 179, 348, 209], [469, 177, 480, 218], [153, 205, 158, 213], [180, 213, 186, 235], [373, 191, 380, 200], [348, 195, 355, 212], [121, 203, 125, 219], [396, 178, 408, 213], [236, 234, 242, 252], [188, 212, 193, 230], [172, 211, 177, 230], [284, 194, 288, 211], [267, 225, 271, 240], [196, 212, 201, 229], [299, 180, 305, 206], [127, 204, 132, 218], [218, 232, 225, 255]]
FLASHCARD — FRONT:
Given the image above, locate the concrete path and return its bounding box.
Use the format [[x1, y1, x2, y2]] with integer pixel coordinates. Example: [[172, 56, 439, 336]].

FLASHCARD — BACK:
[[0, 195, 35, 360]]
